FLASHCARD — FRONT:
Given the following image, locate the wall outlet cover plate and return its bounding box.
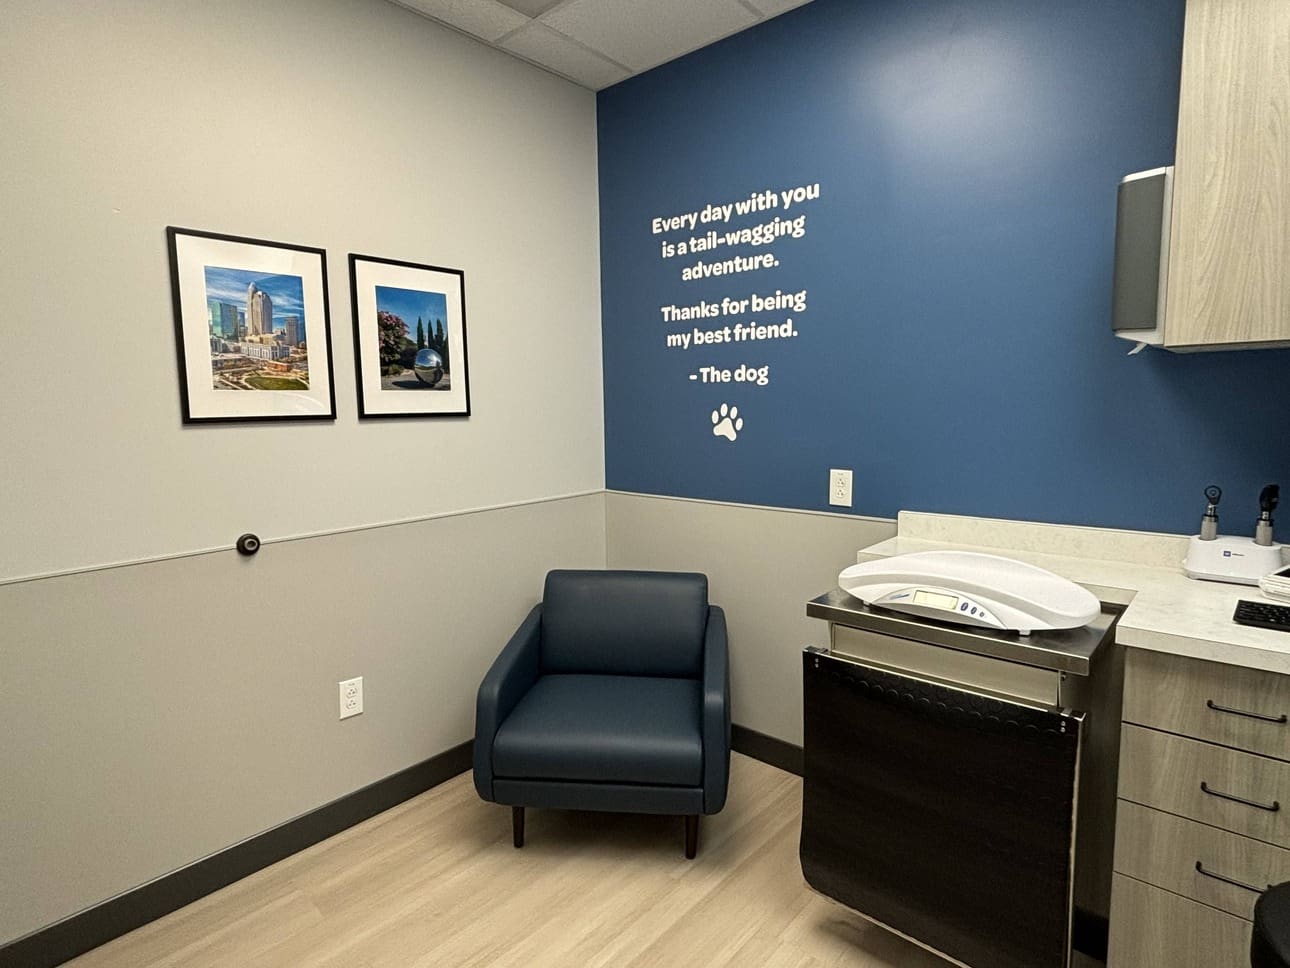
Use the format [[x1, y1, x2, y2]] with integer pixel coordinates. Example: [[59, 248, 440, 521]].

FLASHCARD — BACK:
[[829, 469, 853, 508], [339, 676, 363, 719]]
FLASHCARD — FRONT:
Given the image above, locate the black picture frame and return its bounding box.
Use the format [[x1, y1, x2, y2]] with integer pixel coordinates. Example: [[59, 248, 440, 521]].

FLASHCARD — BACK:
[[167, 226, 336, 423], [348, 253, 471, 419]]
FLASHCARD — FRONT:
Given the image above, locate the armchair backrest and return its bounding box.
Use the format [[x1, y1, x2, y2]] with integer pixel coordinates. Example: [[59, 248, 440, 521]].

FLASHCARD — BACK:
[[541, 570, 709, 678]]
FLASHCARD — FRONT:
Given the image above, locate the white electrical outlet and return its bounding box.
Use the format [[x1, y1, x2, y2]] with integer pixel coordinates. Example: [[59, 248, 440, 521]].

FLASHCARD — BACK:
[[339, 676, 363, 720], [829, 468, 853, 508]]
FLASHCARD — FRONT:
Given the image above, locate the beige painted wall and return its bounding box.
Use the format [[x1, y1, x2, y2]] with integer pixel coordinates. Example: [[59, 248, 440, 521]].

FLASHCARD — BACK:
[[605, 492, 897, 745], [0, 494, 606, 943], [0, 0, 604, 582], [0, 0, 606, 944], [0, 0, 894, 946]]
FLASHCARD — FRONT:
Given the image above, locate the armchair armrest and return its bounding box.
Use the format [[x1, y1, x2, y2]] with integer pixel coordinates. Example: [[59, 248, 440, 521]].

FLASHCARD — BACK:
[[701, 605, 731, 813], [474, 604, 542, 801]]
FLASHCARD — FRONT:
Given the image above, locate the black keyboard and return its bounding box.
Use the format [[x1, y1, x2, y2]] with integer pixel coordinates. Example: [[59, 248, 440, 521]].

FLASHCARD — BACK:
[[1234, 599, 1290, 633]]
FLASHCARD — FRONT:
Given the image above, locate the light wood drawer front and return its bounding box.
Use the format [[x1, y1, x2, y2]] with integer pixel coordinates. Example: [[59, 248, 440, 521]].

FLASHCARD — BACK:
[[1108, 874, 1252, 968], [1114, 800, 1290, 919], [1119, 725, 1290, 846], [1125, 649, 1290, 760]]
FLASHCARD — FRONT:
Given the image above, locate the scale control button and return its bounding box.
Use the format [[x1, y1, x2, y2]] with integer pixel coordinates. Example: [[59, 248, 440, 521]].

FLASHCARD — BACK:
[[960, 602, 969, 611]]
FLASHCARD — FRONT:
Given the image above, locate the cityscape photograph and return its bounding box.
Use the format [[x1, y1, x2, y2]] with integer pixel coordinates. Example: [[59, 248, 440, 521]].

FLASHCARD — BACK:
[[203, 265, 310, 390], [375, 284, 452, 391]]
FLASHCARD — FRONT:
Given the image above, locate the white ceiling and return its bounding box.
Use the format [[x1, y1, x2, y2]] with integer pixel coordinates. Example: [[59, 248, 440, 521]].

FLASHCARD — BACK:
[[391, 0, 814, 90]]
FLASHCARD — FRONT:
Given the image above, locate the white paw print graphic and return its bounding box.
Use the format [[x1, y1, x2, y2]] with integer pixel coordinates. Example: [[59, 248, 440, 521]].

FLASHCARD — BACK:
[[711, 403, 743, 442]]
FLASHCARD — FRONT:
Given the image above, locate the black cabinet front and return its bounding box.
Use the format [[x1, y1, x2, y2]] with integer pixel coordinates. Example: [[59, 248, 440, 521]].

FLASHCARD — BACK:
[[800, 649, 1081, 968]]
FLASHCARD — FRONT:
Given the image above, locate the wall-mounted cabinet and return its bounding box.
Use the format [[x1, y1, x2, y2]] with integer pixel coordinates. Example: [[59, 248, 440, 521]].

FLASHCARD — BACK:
[[1115, 0, 1290, 351], [1167, 0, 1290, 349]]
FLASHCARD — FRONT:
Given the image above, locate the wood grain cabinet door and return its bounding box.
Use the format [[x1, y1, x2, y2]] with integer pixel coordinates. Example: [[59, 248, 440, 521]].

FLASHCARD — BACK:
[[1165, 0, 1290, 348], [1118, 725, 1290, 846], [1114, 801, 1290, 919], [1108, 874, 1252, 968], [1124, 649, 1290, 761]]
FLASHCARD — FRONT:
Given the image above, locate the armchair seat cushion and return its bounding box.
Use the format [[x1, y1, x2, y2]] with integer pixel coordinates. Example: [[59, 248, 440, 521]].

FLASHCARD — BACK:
[[491, 674, 702, 787]]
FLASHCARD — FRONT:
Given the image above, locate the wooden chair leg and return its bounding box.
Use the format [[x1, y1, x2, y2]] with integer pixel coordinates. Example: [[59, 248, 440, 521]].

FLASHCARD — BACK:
[[512, 806, 525, 848], [685, 814, 699, 859]]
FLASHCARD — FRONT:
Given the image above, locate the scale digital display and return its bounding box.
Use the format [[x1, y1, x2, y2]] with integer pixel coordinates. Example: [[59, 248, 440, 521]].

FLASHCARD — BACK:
[[912, 589, 959, 610]]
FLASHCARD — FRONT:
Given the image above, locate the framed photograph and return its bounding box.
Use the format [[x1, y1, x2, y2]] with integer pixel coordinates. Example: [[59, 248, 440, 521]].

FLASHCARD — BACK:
[[349, 254, 470, 418], [167, 227, 335, 423]]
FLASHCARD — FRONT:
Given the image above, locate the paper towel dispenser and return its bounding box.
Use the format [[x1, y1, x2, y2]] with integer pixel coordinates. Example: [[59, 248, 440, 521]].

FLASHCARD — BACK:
[[1111, 166, 1173, 349]]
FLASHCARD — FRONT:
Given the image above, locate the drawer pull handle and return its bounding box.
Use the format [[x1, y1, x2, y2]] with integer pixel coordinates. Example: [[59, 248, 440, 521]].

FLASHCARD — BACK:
[[1194, 861, 1270, 895], [1206, 699, 1288, 725], [1200, 781, 1281, 813]]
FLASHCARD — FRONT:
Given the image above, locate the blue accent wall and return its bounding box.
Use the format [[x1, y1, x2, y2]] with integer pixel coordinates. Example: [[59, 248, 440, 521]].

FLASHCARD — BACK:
[[597, 0, 1290, 537]]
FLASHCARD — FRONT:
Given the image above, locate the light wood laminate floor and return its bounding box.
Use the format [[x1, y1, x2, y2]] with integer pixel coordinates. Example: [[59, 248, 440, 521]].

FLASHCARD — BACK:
[[65, 754, 1101, 968]]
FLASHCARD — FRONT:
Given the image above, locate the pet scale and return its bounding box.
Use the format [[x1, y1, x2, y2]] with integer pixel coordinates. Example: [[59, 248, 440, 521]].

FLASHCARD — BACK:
[[837, 550, 1102, 635]]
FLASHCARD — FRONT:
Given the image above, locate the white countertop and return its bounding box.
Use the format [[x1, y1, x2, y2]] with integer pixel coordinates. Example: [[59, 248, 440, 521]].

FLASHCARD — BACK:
[[857, 514, 1290, 675]]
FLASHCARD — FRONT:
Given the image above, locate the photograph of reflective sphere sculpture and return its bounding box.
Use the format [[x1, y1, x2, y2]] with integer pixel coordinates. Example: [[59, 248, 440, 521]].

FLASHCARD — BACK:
[[349, 253, 470, 419], [375, 285, 452, 392]]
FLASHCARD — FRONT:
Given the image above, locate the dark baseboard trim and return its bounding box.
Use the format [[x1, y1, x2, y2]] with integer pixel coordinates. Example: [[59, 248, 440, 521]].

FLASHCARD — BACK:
[[0, 740, 473, 968], [732, 723, 803, 777]]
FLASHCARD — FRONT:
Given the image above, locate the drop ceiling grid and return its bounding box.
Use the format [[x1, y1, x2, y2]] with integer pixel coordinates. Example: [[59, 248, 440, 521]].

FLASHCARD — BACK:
[[741, 0, 808, 15], [539, 0, 760, 73], [500, 22, 631, 89], [399, 0, 530, 43], [391, 0, 814, 90], [496, 0, 563, 16]]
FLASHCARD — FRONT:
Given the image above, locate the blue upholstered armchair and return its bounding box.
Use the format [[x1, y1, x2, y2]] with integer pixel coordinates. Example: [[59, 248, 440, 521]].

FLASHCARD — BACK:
[[474, 570, 730, 858]]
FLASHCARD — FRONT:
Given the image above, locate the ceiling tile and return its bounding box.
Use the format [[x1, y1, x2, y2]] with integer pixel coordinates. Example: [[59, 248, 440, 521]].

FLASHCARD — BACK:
[[541, 0, 759, 72], [495, 0, 563, 16], [397, 0, 531, 42], [742, 0, 813, 16], [500, 22, 630, 90]]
